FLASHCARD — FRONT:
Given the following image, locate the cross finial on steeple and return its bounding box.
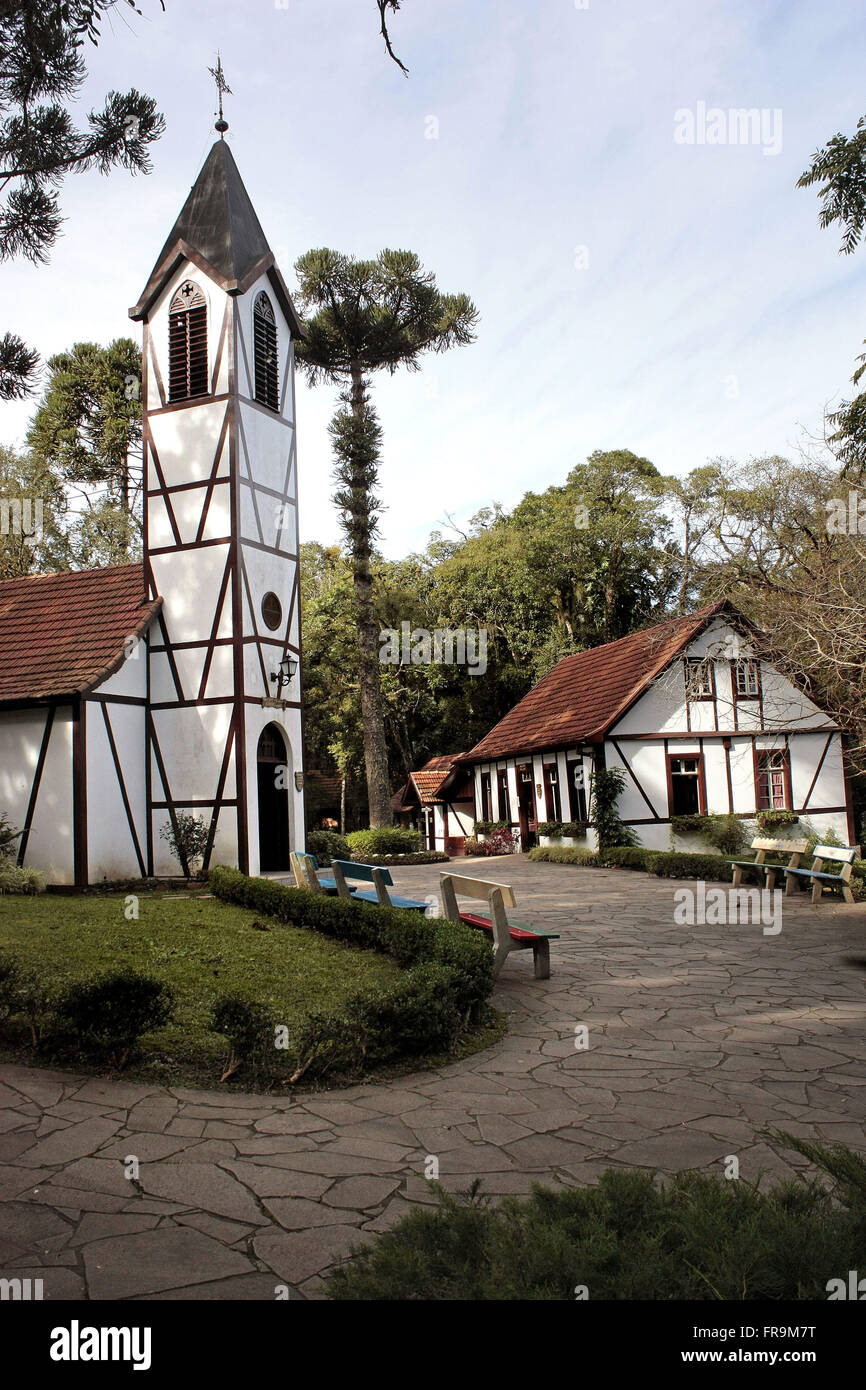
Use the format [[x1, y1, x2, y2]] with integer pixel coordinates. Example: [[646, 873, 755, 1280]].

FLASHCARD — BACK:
[[208, 53, 232, 137]]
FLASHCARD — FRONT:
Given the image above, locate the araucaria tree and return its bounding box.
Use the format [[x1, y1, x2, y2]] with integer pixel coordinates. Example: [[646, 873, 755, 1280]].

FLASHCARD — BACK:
[[293, 249, 478, 826], [0, 0, 164, 400]]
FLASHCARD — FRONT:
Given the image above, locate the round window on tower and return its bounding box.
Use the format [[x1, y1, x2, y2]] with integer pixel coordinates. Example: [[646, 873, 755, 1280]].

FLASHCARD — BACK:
[[261, 592, 282, 631]]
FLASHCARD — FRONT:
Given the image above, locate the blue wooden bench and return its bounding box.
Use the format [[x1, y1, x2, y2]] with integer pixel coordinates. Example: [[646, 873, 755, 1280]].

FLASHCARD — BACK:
[[290, 851, 339, 895], [330, 859, 428, 912], [782, 844, 858, 905]]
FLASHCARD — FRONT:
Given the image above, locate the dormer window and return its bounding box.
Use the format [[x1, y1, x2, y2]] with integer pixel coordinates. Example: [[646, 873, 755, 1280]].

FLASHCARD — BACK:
[[168, 281, 208, 401], [684, 657, 714, 700], [253, 292, 279, 411]]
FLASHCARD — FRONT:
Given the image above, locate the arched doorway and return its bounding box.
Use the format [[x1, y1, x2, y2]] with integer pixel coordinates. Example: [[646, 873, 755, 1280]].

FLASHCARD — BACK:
[[257, 724, 291, 871]]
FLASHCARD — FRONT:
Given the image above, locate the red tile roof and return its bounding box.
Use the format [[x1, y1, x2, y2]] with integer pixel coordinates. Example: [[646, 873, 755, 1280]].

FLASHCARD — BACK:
[[0, 564, 161, 704], [462, 602, 731, 762], [393, 754, 471, 808]]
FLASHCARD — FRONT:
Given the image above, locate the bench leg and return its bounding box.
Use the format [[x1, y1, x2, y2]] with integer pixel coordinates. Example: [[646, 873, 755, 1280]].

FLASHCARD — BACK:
[[785, 871, 798, 897], [492, 943, 511, 980], [765, 868, 777, 892], [842, 883, 855, 905], [811, 878, 823, 905], [732, 865, 742, 888], [533, 939, 550, 980]]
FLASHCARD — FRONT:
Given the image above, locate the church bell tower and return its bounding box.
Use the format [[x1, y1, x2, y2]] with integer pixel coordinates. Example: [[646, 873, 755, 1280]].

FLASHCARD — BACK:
[[130, 128, 305, 877]]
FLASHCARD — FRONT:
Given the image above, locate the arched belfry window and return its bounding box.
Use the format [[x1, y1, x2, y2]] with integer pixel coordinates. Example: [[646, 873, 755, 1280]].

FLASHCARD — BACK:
[[253, 292, 279, 411], [168, 281, 208, 402]]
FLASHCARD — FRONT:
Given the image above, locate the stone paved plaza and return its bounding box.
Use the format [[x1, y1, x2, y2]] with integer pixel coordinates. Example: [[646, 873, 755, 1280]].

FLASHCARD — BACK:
[[1, 856, 864, 1299]]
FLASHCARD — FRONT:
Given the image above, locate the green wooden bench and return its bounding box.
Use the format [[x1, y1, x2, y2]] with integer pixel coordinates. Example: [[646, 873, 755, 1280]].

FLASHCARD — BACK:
[[439, 872, 559, 980], [782, 844, 858, 905], [726, 837, 809, 894], [331, 859, 428, 912]]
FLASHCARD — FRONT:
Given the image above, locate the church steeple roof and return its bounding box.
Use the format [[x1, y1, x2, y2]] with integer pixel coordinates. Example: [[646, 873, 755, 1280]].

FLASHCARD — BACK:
[[130, 140, 302, 334]]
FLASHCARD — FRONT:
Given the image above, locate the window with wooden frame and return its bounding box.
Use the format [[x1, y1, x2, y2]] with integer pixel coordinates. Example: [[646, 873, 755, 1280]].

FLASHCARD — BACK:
[[253, 292, 279, 411], [542, 763, 561, 821], [733, 658, 761, 699], [496, 769, 511, 822], [755, 748, 790, 811], [168, 281, 208, 401], [479, 771, 491, 822], [667, 754, 705, 816], [684, 657, 714, 700], [566, 758, 588, 822]]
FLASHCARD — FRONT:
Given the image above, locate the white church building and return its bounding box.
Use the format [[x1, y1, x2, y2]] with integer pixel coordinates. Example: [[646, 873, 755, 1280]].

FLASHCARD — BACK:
[[460, 602, 857, 852], [0, 137, 305, 884]]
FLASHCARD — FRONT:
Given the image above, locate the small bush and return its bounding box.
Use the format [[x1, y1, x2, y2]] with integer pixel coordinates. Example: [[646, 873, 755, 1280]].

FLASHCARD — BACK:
[[326, 1139, 866, 1301], [463, 837, 484, 855], [560, 821, 588, 838], [347, 827, 421, 858], [159, 812, 209, 877], [671, 814, 746, 855], [474, 821, 508, 836], [598, 846, 662, 870], [537, 821, 562, 837], [0, 861, 45, 895], [211, 993, 277, 1081], [756, 809, 800, 831], [55, 969, 175, 1067], [529, 847, 601, 867], [306, 830, 351, 866], [0, 812, 22, 859], [648, 851, 734, 882]]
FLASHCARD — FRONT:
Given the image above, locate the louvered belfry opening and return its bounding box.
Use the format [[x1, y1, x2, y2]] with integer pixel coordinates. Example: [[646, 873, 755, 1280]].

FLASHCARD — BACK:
[[253, 292, 279, 411], [168, 281, 208, 402]]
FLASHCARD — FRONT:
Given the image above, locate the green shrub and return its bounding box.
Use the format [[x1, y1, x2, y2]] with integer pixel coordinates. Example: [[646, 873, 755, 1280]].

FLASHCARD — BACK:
[[159, 811, 209, 877], [537, 821, 562, 837], [55, 968, 175, 1066], [648, 851, 735, 882], [0, 860, 45, 894], [208, 867, 493, 1081], [0, 953, 53, 1046], [529, 847, 601, 866], [211, 993, 276, 1081], [0, 952, 25, 1020], [598, 846, 662, 870], [756, 809, 800, 831], [474, 821, 508, 836], [0, 812, 22, 859], [560, 821, 588, 837], [347, 827, 421, 858], [306, 830, 351, 866], [463, 837, 484, 855], [326, 1138, 866, 1301], [591, 767, 638, 849], [671, 814, 746, 855]]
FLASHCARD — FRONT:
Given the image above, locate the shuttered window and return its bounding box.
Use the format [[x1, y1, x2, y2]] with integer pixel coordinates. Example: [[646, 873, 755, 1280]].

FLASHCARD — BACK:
[[254, 292, 279, 411], [168, 281, 208, 402]]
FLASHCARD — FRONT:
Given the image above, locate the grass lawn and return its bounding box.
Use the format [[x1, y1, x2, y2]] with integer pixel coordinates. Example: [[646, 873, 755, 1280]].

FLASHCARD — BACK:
[[0, 891, 402, 1088]]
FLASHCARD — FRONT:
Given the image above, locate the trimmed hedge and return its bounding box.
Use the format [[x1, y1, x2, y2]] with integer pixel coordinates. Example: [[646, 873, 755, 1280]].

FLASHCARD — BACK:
[[346, 827, 421, 857], [647, 852, 735, 882], [208, 867, 494, 1082], [530, 845, 736, 881], [529, 847, 601, 867]]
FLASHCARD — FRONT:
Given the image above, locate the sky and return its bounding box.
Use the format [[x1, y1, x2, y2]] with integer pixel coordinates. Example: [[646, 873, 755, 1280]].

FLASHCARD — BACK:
[[2, 0, 866, 558]]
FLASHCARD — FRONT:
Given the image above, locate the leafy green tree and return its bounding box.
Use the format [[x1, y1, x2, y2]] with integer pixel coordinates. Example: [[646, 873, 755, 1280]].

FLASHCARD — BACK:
[[799, 116, 866, 475], [0, 1, 165, 399], [26, 338, 143, 564], [0, 442, 68, 578], [293, 248, 478, 826]]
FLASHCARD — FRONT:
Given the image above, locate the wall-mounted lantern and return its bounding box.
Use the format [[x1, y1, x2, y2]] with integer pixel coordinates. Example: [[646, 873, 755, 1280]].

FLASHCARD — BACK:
[[270, 654, 297, 689]]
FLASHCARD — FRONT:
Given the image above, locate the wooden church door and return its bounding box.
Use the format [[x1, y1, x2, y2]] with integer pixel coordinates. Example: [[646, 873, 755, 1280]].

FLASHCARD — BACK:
[[257, 724, 291, 871]]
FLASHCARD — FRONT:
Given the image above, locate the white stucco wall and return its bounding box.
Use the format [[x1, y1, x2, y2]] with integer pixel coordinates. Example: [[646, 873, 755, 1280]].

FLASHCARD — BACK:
[[0, 706, 74, 883]]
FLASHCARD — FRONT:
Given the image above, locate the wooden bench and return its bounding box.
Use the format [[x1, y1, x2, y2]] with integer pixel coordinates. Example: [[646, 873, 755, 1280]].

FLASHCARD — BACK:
[[290, 851, 339, 895], [783, 844, 858, 905], [727, 838, 809, 894], [330, 860, 428, 912], [439, 872, 559, 980]]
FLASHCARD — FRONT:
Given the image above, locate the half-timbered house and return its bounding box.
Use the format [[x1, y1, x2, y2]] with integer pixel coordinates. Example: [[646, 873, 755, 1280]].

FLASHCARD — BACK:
[[459, 601, 856, 851], [0, 137, 305, 884], [393, 755, 475, 855]]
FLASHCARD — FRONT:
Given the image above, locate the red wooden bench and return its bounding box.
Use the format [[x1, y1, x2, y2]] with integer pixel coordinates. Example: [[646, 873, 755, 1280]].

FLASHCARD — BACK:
[[439, 872, 559, 979]]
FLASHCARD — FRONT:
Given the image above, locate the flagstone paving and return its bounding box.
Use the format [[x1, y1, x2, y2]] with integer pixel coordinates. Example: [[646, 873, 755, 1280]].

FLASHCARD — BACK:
[[1, 856, 864, 1299]]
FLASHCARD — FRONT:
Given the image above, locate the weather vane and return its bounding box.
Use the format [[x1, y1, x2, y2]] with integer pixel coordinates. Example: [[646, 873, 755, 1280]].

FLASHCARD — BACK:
[[208, 53, 232, 137]]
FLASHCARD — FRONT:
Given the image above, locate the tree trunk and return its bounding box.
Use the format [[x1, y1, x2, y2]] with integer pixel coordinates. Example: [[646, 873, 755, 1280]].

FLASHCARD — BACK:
[[340, 773, 346, 836], [346, 365, 393, 827]]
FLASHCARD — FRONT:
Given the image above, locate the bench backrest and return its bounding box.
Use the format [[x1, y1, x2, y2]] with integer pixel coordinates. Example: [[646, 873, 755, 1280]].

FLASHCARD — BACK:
[[330, 859, 393, 886], [439, 872, 516, 952], [811, 844, 857, 883], [750, 837, 809, 854], [290, 851, 323, 893]]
